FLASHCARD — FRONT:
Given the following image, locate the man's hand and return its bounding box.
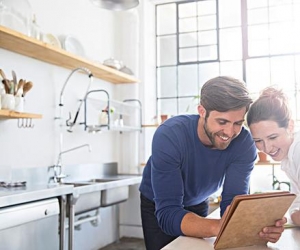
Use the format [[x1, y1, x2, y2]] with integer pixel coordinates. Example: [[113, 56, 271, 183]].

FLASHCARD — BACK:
[[259, 217, 287, 243]]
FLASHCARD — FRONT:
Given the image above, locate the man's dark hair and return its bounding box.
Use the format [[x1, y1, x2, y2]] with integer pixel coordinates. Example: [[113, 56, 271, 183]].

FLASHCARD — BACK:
[[200, 76, 252, 115]]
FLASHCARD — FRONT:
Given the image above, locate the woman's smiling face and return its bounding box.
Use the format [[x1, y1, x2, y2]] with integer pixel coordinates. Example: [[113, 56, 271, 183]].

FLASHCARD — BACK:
[[249, 120, 294, 161]]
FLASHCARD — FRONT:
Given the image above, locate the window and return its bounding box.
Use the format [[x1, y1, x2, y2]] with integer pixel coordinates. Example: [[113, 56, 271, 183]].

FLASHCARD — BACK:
[[156, 0, 300, 120]]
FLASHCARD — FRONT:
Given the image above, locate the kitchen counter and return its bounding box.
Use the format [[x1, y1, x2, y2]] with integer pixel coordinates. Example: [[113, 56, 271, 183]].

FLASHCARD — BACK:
[[0, 184, 74, 208], [162, 208, 300, 250], [0, 174, 142, 208], [0, 164, 142, 250], [63, 174, 142, 196]]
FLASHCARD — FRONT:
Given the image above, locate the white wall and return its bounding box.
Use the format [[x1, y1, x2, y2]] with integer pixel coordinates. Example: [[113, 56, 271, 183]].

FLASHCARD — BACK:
[[0, 0, 123, 170], [30, 0, 117, 62], [0, 0, 150, 248]]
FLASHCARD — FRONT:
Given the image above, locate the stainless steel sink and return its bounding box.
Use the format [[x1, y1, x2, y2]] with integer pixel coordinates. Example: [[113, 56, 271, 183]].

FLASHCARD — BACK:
[[90, 179, 118, 182], [88, 178, 129, 207], [66, 183, 89, 187], [62, 182, 101, 215], [62, 177, 130, 213]]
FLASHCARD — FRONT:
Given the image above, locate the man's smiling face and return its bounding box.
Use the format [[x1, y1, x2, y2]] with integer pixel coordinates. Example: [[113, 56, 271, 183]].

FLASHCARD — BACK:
[[197, 105, 246, 150]]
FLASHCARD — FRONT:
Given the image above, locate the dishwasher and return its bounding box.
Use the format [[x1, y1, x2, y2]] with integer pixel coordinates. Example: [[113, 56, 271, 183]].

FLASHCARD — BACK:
[[0, 198, 60, 250]]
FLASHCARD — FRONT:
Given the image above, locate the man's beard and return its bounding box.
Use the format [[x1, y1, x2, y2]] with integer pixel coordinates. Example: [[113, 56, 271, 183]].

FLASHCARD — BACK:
[[203, 119, 235, 150]]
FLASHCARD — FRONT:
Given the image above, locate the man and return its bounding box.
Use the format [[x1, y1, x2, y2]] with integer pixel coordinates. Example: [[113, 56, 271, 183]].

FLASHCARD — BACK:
[[139, 76, 287, 250]]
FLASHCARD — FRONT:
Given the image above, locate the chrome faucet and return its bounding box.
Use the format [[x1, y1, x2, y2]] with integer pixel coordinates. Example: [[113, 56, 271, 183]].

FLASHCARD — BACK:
[[51, 144, 92, 183], [59, 67, 93, 133], [57, 67, 93, 163]]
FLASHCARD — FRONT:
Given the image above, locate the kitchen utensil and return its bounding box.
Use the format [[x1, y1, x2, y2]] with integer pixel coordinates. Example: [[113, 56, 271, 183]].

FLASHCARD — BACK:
[[2, 79, 10, 94], [0, 69, 7, 80], [12, 70, 17, 95], [103, 58, 123, 70], [0, 181, 26, 187], [9, 80, 15, 95], [0, 70, 8, 95], [16, 79, 24, 96], [22, 81, 33, 97]]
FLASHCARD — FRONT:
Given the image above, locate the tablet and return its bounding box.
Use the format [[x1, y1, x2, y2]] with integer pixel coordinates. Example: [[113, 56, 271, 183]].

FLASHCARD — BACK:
[[214, 191, 296, 249]]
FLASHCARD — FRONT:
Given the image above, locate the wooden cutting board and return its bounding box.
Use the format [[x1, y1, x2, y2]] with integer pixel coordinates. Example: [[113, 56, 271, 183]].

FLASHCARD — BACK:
[[214, 192, 296, 249]]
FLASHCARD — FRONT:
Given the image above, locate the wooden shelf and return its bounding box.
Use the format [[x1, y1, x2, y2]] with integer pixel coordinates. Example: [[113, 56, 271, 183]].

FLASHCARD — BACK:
[[255, 161, 281, 166], [142, 124, 159, 128], [0, 25, 139, 84], [0, 110, 42, 119]]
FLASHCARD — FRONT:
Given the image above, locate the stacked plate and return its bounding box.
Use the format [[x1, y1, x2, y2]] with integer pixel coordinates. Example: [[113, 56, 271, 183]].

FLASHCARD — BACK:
[[42, 33, 61, 48], [62, 35, 85, 57]]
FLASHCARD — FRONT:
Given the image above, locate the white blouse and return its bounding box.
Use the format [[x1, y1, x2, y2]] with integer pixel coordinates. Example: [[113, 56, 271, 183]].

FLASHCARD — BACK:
[[281, 131, 300, 215]]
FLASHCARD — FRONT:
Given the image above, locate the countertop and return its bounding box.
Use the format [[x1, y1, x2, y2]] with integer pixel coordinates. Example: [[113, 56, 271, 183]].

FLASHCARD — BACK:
[[0, 184, 74, 208], [162, 208, 300, 250], [0, 174, 142, 208], [63, 174, 142, 197]]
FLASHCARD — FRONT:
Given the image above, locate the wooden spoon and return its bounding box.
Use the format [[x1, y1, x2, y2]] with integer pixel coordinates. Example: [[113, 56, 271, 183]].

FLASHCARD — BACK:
[[16, 79, 25, 96], [0, 69, 10, 93], [0, 69, 7, 80], [22, 81, 33, 97], [2, 79, 10, 94]]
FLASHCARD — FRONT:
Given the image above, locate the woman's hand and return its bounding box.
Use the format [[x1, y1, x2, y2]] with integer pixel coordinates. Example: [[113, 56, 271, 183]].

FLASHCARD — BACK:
[[259, 217, 287, 243], [291, 210, 300, 226]]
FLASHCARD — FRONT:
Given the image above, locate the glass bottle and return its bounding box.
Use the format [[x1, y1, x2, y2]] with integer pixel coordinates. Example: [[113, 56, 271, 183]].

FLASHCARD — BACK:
[[30, 14, 41, 40]]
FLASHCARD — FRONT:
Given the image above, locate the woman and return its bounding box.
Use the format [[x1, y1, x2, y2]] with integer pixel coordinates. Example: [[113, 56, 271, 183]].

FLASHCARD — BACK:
[[247, 87, 300, 225]]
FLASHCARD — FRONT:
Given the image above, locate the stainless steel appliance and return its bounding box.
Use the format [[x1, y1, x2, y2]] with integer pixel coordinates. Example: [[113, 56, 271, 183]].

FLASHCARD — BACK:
[[0, 198, 60, 250]]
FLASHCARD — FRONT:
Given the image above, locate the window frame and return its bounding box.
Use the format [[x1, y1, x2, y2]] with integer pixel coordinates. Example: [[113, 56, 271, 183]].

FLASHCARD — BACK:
[[155, 0, 300, 121]]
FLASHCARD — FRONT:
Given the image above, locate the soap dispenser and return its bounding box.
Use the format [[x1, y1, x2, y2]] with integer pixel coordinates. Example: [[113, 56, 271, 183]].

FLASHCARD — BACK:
[[99, 109, 108, 125]]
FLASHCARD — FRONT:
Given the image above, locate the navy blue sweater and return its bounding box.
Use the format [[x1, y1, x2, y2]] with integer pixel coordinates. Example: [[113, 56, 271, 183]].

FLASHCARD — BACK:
[[139, 115, 257, 236]]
